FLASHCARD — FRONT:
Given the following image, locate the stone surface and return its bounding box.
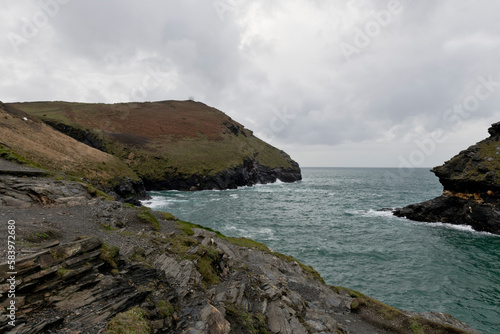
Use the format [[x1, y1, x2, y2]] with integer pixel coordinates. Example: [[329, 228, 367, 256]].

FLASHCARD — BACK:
[[0, 175, 91, 207], [394, 122, 500, 234]]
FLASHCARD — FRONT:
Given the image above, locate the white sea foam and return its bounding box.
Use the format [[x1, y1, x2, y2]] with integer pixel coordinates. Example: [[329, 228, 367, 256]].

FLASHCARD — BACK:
[[363, 209, 396, 218], [141, 195, 189, 209], [417, 221, 499, 236], [140, 196, 167, 208], [348, 208, 396, 218]]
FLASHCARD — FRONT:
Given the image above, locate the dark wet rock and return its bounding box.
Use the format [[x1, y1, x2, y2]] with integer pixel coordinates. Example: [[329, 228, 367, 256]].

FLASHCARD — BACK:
[[144, 158, 302, 191], [393, 193, 500, 234], [394, 122, 500, 235], [101, 176, 149, 205]]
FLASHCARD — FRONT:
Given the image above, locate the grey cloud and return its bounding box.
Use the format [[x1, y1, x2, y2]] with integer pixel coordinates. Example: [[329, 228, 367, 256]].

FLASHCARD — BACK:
[[2, 0, 500, 166]]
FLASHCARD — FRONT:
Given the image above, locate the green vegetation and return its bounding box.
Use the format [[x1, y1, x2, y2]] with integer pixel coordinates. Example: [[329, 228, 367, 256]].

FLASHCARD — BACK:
[[157, 300, 175, 318], [225, 236, 269, 252], [0, 145, 42, 168], [1, 103, 140, 189], [225, 303, 268, 334], [25, 230, 57, 243], [160, 211, 176, 220], [152, 232, 221, 285], [49, 247, 67, 260], [36, 232, 50, 239], [271, 251, 325, 284], [173, 218, 325, 284], [334, 287, 470, 334], [152, 234, 198, 257], [129, 247, 151, 267], [104, 307, 151, 334], [101, 223, 118, 231], [223, 235, 324, 284], [56, 267, 70, 278], [82, 182, 114, 200], [11, 101, 298, 187], [195, 245, 221, 285], [100, 243, 120, 269], [120, 230, 138, 237], [137, 207, 161, 231], [175, 220, 225, 238]]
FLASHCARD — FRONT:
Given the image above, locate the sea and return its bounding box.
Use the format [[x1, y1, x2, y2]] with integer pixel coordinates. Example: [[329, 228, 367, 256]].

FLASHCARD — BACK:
[[142, 168, 500, 334]]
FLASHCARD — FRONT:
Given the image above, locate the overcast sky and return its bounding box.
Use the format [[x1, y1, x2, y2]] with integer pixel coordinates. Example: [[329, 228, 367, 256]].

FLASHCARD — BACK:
[[2, 0, 500, 167]]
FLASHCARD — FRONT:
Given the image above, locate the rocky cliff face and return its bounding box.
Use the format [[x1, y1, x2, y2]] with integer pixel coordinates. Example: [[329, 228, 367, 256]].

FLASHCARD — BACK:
[[143, 157, 302, 191], [10, 101, 302, 192], [0, 168, 479, 333], [394, 122, 500, 234]]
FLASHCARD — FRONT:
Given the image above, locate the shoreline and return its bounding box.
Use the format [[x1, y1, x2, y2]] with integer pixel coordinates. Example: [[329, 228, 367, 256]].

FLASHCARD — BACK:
[[0, 168, 482, 333]]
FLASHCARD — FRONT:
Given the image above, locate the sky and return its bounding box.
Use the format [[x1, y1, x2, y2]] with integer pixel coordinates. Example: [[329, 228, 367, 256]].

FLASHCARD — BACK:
[[2, 0, 500, 168]]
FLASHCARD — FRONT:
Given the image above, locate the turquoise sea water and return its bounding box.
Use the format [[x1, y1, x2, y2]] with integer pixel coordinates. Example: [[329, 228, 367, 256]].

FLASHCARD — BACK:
[[143, 168, 500, 334]]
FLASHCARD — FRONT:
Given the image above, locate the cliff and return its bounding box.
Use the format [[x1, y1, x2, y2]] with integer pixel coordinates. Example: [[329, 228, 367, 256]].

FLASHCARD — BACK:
[[394, 122, 500, 234], [0, 102, 146, 204], [9, 101, 302, 191], [0, 167, 480, 333]]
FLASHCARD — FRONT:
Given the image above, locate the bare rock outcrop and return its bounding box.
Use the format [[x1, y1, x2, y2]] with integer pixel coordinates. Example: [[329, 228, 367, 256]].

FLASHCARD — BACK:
[[394, 122, 500, 234]]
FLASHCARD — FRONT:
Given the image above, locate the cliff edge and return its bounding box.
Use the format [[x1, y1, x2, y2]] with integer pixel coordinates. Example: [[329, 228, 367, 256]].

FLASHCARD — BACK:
[[394, 122, 500, 234], [10, 101, 302, 191], [0, 101, 147, 204]]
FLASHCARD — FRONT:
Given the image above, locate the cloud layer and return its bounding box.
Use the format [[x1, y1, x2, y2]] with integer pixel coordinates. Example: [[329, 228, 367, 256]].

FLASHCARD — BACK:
[[2, 0, 500, 167]]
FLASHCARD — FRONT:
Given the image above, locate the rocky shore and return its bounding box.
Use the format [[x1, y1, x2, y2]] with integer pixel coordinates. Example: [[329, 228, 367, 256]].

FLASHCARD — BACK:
[[0, 162, 481, 333], [394, 122, 500, 235]]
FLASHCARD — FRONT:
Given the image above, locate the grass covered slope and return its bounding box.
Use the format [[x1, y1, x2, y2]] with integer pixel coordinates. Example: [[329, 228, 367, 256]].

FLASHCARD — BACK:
[[0, 102, 139, 186], [432, 121, 500, 193], [12, 100, 301, 190]]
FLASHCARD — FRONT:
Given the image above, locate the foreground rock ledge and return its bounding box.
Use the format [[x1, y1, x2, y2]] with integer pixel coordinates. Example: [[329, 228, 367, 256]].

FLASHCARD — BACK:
[[0, 236, 480, 334], [394, 121, 500, 235], [0, 174, 480, 333]]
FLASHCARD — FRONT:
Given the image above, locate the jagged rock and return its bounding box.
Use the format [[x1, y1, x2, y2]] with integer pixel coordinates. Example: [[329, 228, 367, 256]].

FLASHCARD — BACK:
[[145, 158, 302, 191], [198, 304, 230, 334], [394, 122, 500, 234], [0, 175, 91, 207]]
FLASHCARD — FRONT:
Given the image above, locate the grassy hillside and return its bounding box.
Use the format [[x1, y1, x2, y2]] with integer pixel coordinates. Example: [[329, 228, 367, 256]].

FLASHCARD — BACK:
[[11, 101, 299, 186], [0, 102, 138, 185]]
